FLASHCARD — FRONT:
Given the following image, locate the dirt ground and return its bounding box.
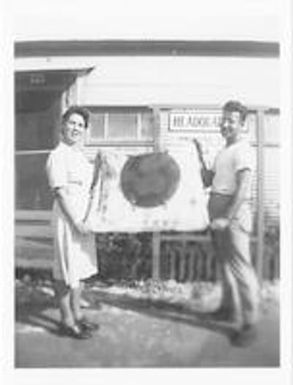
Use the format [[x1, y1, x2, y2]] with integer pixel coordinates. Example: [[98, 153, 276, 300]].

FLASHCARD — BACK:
[[14, 277, 279, 368]]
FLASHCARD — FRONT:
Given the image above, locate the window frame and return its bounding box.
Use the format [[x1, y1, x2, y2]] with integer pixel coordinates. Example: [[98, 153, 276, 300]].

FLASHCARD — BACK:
[[85, 106, 155, 146], [248, 108, 280, 147]]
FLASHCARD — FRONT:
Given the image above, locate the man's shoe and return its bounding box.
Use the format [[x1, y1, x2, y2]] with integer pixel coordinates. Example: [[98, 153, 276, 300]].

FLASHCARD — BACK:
[[77, 317, 99, 332], [230, 324, 257, 347], [58, 323, 92, 340]]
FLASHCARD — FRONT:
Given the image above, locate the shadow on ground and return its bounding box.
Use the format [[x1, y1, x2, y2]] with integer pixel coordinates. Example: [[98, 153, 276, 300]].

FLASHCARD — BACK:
[[15, 281, 236, 340], [15, 285, 61, 337]]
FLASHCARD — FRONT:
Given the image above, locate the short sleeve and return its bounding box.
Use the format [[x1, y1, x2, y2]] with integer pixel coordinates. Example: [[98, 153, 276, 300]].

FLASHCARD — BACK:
[[46, 149, 67, 190], [234, 142, 253, 172]]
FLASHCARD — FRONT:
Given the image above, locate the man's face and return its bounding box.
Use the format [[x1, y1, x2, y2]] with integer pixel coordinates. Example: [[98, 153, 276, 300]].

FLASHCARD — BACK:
[[62, 113, 86, 145], [220, 110, 243, 142]]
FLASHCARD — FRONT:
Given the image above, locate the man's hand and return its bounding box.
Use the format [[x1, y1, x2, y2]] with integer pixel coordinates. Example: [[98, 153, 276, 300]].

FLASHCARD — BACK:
[[210, 217, 230, 231], [193, 138, 214, 187], [193, 139, 204, 161]]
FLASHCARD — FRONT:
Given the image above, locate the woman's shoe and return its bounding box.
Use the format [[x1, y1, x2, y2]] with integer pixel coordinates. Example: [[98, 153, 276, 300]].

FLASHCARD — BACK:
[[77, 317, 99, 332], [58, 323, 92, 339], [230, 324, 258, 347], [80, 298, 91, 308]]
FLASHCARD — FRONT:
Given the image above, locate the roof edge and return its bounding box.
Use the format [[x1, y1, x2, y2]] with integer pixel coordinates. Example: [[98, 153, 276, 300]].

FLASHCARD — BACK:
[[14, 40, 280, 58]]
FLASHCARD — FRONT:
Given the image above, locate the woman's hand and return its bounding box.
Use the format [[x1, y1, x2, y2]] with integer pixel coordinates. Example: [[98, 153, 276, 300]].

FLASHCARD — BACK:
[[94, 151, 103, 170], [73, 220, 92, 235], [210, 217, 230, 231], [90, 151, 103, 190]]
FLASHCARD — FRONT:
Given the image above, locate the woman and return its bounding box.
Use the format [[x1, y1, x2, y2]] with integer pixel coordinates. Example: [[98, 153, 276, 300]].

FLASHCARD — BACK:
[[46, 106, 100, 339]]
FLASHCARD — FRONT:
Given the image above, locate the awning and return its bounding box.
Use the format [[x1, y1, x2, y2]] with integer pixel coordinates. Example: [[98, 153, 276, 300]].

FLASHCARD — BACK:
[[14, 57, 96, 73], [15, 58, 96, 91]]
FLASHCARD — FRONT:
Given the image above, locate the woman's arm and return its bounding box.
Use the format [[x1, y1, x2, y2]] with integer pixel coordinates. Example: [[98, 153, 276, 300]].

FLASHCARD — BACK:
[[54, 187, 90, 234]]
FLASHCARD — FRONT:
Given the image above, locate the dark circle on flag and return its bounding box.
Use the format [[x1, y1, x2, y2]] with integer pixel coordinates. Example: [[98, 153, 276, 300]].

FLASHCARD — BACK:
[[120, 152, 181, 208]]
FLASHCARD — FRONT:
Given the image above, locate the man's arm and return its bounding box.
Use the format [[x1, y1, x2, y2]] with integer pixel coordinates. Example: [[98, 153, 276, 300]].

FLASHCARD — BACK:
[[211, 168, 251, 230], [193, 139, 214, 187], [226, 168, 251, 220]]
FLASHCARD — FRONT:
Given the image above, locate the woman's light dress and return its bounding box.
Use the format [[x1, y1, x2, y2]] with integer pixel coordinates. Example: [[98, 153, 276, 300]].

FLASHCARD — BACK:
[[46, 141, 98, 288]]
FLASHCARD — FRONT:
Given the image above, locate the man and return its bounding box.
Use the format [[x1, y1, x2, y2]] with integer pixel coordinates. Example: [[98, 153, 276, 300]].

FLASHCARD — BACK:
[[194, 100, 259, 347]]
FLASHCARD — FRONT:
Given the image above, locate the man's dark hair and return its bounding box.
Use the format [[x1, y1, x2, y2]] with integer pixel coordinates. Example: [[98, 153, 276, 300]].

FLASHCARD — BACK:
[[223, 100, 248, 123], [62, 106, 90, 128]]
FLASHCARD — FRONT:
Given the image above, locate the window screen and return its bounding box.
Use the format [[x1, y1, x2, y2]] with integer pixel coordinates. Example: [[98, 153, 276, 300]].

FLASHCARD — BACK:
[[89, 113, 105, 139], [108, 113, 137, 139], [264, 112, 279, 144]]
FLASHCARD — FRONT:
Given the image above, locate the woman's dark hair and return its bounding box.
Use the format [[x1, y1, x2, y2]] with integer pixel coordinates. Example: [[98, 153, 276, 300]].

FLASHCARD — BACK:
[[223, 100, 248, 123], [62, 106, 90, 128]]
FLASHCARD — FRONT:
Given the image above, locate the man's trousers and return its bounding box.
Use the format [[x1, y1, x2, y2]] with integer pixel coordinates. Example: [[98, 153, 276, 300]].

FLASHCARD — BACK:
[[209, 197, 259, 325]]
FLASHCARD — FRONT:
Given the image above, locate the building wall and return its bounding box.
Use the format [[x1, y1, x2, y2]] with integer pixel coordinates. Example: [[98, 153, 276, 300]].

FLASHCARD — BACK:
[[76, 56, 279, 107], [72, 53, 280, 227], [15, 51, 280, 228]]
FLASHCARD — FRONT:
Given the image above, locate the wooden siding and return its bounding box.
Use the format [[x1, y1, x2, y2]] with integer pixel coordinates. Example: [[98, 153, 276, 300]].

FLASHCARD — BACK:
[[75, 56, 279, 107]]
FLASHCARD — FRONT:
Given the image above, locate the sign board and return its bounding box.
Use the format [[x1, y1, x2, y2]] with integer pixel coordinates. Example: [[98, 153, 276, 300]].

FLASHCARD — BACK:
[[169, 109, 222, 132], [85, 141, 209, 233]]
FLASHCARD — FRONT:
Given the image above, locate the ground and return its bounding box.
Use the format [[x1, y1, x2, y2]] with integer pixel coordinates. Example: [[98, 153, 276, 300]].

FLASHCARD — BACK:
[[15, 277, 279, 368]]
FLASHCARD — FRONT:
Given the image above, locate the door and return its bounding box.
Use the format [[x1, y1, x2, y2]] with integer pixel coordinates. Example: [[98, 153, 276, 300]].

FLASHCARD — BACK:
[[15, 89, 62, 221]]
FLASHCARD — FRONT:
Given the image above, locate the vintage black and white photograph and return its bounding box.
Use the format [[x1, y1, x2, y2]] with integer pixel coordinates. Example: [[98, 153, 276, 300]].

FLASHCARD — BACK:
[[1, 0, 293, 383]]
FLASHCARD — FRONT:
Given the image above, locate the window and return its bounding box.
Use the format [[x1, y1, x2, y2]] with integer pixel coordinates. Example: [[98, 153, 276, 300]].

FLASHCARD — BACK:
[[263, 111, 279, 145], [246, 113, 258, 143], [86, 107, 154, 144], [246, 109, 280, 145]]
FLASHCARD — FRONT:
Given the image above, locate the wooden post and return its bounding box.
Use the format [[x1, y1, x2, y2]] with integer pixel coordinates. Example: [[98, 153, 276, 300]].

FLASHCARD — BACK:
[[256, 110, 265, 283], [152, 107, 161, 280], [187, 245, 195, 282], [179, 241, 187, 281], [152, 232, 161, 280]]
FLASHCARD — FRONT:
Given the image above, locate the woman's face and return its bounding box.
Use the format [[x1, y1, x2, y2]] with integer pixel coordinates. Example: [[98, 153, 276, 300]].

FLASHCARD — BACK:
[[62, 113, 87, 146]]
